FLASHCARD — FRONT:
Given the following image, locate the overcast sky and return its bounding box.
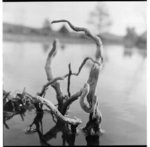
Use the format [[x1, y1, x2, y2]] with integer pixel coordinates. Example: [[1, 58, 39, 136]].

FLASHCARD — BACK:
[[3, 2, 147, 36]]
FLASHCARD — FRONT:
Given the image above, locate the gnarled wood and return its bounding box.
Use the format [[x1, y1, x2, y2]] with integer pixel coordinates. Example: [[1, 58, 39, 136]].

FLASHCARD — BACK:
[[79, 83, 98, 113], [51, 19, 104, 135], [44, 39, 64, 101], [51, 20, 103, 111], [35, 96, 82, 125], [51, 20, 103, 61]]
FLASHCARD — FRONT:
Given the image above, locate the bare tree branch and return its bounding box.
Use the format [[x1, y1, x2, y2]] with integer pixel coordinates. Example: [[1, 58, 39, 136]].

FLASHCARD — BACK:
[[51, 20, 103, 61], [71, 57, 102, 76], [44, 39, 64, 100], [45, 39, 58, 81]]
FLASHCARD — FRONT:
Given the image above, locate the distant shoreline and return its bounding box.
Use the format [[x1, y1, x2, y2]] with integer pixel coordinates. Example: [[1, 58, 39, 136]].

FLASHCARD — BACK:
[[3, 33, 93, 44], [3, 22, 124, 45], [3, 33, 125, 47], [3, 22, 146, 49]]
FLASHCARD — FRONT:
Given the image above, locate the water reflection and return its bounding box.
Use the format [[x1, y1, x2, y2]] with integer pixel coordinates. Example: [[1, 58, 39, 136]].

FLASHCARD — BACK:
[[26, 109, 100, 146], [61, 44, 66, 50], [42, 43, 50, 53], [123, 47, 147, 59], [3, 42, 146, 145], [123, 48, 133, 57], [3, 111, 14, 129], [42, 42, 66, 54], [3, 90, 101, 146], [27, 103, 52, 146], [86, 135, 100, 146], [138, 49, 147, 59], [26, 108, 77, 146]]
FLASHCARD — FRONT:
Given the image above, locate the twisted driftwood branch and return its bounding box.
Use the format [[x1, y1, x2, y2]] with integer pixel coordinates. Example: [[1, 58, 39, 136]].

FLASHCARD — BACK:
[[51, 20, 103, 113], [51, 20, 103, 61], [79, 83, 98, 113], [35, 96, 82, 125]]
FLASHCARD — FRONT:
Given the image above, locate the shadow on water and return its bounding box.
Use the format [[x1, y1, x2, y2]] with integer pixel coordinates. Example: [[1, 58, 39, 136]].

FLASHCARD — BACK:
[[86, 135, 100, 146], [3, 42, 146, 145], [60, 44, 66, 50], [4, 101, 100, 146], [138, 49, 147, 59], [3, 89, 100, 146], [123, 47, 147, 59], [123, 48, 133, 57], [42, 43, 66, 54], [25, 106, 100, 146]]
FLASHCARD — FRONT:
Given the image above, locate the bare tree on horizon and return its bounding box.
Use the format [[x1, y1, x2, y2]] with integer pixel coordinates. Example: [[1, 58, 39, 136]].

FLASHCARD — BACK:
[[87, 3, 112, 34]]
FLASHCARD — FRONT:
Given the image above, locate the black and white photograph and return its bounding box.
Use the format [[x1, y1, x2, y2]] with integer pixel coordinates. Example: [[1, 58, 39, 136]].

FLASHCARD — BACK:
[[2, 1, 147, 146]]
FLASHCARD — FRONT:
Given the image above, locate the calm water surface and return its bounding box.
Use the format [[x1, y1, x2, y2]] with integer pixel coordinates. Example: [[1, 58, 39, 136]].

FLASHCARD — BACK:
[[3, 42, 147, 145]]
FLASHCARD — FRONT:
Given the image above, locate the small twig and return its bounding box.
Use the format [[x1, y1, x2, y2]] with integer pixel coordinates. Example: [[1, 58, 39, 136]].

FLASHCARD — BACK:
[[24, 92, 34, 99], [67, 63, 72, 97], [71, 57, 102, 76], [38, 76, 68, 96], [22, 88, 26, 95]]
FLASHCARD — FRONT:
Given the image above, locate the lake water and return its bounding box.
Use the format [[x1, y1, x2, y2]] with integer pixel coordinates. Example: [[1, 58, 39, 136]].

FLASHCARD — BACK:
[[3, 41, 147, 145]]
